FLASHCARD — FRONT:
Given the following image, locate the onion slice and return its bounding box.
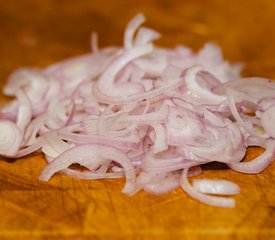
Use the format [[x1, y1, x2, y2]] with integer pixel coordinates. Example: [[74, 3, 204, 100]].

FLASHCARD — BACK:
[[192, 179, 240, 195], [39, 144, 136, 193], [180, 168, 236, 208], [0, 120, 22, 157]]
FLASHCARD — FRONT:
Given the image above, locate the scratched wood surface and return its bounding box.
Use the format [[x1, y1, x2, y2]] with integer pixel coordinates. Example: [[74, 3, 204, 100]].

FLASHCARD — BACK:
[[0, 0, 275, 239]]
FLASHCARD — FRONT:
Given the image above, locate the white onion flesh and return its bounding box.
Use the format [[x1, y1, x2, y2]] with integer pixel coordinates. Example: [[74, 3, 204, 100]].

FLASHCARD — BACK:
[[0, 120, 22, 156], [192, 179, 240, 195], [1, 13, 275, 208]]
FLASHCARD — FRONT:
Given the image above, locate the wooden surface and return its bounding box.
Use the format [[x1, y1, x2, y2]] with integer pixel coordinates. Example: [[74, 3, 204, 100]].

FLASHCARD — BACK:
[[0, 0, 275, 239]]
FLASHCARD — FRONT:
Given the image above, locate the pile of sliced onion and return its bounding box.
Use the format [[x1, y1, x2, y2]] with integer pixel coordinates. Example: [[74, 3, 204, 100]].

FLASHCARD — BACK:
[[1, 13, 275, 208]]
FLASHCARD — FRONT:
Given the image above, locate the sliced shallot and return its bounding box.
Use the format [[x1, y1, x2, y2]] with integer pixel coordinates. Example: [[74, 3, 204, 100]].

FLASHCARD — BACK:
[[0, 13, 275, 208]]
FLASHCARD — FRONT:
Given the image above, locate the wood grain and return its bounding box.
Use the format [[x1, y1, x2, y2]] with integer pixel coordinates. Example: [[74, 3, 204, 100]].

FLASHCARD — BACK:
[[0, 0, 275, 239]]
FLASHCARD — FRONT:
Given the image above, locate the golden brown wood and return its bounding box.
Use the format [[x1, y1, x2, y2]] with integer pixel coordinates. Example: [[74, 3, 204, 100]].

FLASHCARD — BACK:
[[0, 0, 275, 239]]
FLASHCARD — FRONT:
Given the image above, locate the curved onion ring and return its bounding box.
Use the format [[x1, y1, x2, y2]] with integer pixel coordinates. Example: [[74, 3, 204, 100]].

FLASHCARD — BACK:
[[0, 120, 22, 157]]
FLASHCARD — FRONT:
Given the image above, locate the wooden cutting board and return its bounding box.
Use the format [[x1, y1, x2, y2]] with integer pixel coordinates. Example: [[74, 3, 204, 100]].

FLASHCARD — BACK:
[[0, 0, 274, 239]]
